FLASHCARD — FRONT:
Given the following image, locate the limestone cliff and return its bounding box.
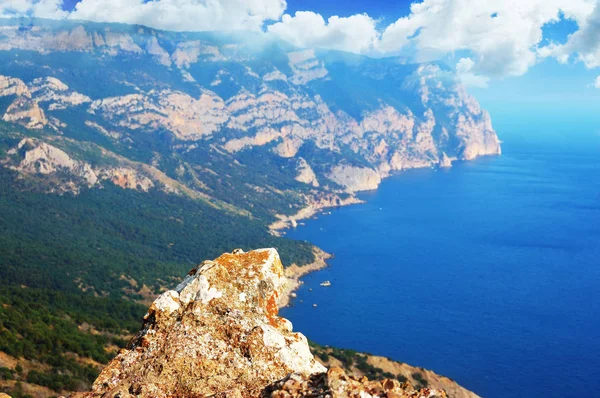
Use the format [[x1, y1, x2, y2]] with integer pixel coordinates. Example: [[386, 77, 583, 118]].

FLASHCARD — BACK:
[[0, 19, 501, 220], [2, 138, 157, 194], [71, 249, 458, 398], [327, 165, 382, 193]]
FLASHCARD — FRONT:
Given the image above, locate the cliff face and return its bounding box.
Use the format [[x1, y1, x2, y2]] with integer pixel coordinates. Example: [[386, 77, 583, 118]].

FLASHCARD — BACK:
[[72, 249, 455, 398], [0, 19, 500, 221]]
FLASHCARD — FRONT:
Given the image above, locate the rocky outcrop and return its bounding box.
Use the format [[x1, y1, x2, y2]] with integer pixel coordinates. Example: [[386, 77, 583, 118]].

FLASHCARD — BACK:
[[0, 76, 29, 97], [103, 32, 144, 55], [2, 138, 167, 194], [287, 49, 329, 85], [89, 90, 229, 141], [309, 345, 479, 398], [327, 165, 382, 192], [28, 77, 91, 111], [2, 96, 47, 129], [172, 40, 224, 67], [6, 138, 97, 187], [439, 153, 453, 168], [84, 120, 122, 140], [97, 167, 154, 191], [364, 356, 479, 398], [360, 106, 415, 137], [403, 65, 501, 162], [264, 367, 447, 397], [264, 69, 288, 82], [0, 75, 90, 128], [295, 158, 319, 187], [273, 137, 303, 158], [76, 249, 325, 397], [145, 36, 172, 67], [224, 128, 281, 152], [73, 249, 450, 398]]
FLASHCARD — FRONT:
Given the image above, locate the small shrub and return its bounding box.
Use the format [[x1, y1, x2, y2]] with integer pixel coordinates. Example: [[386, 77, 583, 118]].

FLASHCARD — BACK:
[[412, 372, 428, 387]]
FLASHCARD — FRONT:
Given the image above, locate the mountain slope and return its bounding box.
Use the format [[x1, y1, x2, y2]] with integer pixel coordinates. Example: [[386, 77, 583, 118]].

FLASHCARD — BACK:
[[0, 18, 498, 397], [0, 19, 500, 207]]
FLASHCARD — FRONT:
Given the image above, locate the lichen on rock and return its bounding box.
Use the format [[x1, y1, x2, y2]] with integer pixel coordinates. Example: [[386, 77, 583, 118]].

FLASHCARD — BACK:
[[76, 248, 325, 398]]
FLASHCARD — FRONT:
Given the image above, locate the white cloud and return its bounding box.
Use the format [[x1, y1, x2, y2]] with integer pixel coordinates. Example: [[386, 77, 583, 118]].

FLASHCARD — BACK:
[[70, 0, 287, 31], [1, 0, 287, 31], [267, 0, 599, 82], [3, 0, 600, 87], [377, 0, 596, 78], [539, 3, 600, 69], [594, 76, 600, 89], [267, 11, 379, 54], [0, 0, 68, 19], [456, 57, 490, 88]]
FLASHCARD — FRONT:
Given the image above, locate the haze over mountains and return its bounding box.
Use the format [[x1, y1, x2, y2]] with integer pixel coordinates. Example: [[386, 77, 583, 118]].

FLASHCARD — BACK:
[[0, 18, 500, 397]]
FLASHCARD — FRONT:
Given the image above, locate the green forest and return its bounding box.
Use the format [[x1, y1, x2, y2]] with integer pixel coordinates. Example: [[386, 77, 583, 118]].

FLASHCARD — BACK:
[[0, 166, 315, 395]]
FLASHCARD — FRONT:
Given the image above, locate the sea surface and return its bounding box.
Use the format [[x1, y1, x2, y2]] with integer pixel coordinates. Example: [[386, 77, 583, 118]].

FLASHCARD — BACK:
[[280, 139, 600, 398]]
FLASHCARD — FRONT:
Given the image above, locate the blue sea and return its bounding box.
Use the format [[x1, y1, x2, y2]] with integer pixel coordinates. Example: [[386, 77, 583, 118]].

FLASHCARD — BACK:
[[280, 135, 600, 397]]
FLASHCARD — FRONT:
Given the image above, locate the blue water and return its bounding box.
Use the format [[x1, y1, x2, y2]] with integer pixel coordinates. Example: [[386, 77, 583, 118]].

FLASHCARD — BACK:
[[280, 141, 600, 398]]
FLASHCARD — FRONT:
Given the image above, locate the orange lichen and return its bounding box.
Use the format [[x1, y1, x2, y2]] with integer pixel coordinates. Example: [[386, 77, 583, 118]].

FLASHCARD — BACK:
[[270, 256, 284, 277], [266, 291, 281, 327], [215, 250, 272, 278]]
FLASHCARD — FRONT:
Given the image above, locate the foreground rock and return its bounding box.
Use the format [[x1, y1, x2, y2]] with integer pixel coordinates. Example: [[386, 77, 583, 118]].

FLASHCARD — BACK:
[[310, 345, 480, 398], [264, 367, 447, 397], [74, 249, 323, 397], [72, 249, 450, 398]]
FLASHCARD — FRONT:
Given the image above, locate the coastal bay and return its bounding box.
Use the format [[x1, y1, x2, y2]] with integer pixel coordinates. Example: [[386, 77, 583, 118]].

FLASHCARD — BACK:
[[280, 140, 600, 398]]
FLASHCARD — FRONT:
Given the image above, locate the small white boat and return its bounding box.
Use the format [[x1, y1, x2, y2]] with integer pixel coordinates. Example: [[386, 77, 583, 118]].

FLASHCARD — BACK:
[[320, 280, 332, 287]]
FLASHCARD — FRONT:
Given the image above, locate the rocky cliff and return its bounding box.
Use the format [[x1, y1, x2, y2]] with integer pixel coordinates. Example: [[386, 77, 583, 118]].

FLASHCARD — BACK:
[[0, 19, 500, 225], [69, 248, 472, 398]]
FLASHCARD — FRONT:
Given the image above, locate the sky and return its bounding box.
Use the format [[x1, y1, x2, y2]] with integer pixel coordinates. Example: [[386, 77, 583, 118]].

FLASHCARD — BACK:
[[1, 0, 600, 127]]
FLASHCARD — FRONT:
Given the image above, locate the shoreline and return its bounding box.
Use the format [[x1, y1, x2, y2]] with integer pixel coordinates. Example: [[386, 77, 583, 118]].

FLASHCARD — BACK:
[[269, 195, 364, 235], [275, 151, 502, 308], [272, 196, 363, 308], [278, 246, 332, 308], [273, 165, 454, 309]]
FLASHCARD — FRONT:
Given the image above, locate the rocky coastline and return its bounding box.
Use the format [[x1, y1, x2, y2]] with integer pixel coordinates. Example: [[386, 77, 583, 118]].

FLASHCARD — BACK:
[[269, 195, 364, 235], [272, 149, 502, 308], [278, 247, 332, 308]]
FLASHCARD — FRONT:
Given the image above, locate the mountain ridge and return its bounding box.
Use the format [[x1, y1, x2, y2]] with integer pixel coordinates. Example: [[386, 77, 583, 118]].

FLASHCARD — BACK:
[[0, 18, 500, 218]]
